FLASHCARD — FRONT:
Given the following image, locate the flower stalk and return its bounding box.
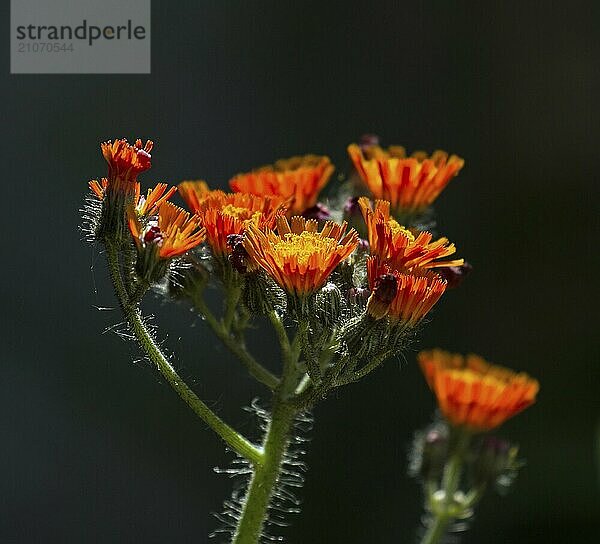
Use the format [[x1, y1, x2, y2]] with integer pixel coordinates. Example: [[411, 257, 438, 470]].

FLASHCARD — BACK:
[[232, 400, 297, 544], [420, 430, 471, 544], [105, 241, 264, 466]]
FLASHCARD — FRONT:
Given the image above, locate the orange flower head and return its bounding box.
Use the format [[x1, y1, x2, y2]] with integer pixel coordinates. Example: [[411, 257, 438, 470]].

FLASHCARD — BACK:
[[229, 154, 334, 214], [101, 138, 153, 193], [243, 216, 359, 296], [181, 188, 287, 256], [177, 180, 212, 212], [366, 256, 447, 325], [89, 177, 109, 199], [128, 201, 205, 260], [348, 143, 464, 213], [133, 183, 178, 217], [418, 349, 540, 431], [359, 197, 463, 272], [90, 179, 177, 218]]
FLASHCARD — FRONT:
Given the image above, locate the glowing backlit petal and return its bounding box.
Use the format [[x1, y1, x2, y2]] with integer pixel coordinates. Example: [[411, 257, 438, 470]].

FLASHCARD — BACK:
[[359, 197, 463, 272], [418, 349, 539, 431], [179, 186, 287, 256], [366, 256, 446, 325], [244, 216, 359, 296], [348, 144, 464, 212], [229, 155, 334, 214]]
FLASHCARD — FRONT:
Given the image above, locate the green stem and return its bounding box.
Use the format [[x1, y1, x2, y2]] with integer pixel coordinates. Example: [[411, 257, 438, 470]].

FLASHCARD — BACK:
[[420, 430, 471, 544], [420, 515, 450, 544], [232, 314, 306, 543], [268, 311, 292, 366], [193, 294, 279, 390], [232, 400, 297, 544], [223, 283, 242, 331], [105, 242, 263, 466]]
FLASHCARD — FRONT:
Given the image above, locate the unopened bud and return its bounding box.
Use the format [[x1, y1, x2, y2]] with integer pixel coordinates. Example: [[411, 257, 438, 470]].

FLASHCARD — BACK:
[[316, 283, 342, 326], [366, 273, 398, 319], [242, 272, 284, 316], [227, 234, 256, 274], [359, 133, 380, 150], [469, 436, 519, 492], [409, 422, 450, 482], [437, 262, 473, 289], [302, 202, 331, 222], [348, 286, 370, 307]]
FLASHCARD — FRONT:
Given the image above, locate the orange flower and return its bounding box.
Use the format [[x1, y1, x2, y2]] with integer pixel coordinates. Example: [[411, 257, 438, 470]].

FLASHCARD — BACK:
[[366, 257, 446, 325], [359, 197, 463, 272], [134, 183, 178, 217], [101, 138, 153, 194], [179, 185, 287, 256], [418, 349, 539, 431], [128, 201, 205, 259], [90, 179, 177, 217], [243, 216, 359, 296], [177, 180, 211, 211], [229, 155, 334, 214], [348, 143, 464, 213], [89, 177, 108, 199]]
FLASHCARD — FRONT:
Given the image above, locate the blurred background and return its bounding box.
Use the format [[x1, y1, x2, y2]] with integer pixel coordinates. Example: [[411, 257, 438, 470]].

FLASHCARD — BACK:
[[1, 1, 598, 542]]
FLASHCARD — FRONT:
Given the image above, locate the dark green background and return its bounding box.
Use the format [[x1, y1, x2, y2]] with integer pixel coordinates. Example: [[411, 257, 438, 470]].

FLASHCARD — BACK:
[[1, 1, 598, 542]]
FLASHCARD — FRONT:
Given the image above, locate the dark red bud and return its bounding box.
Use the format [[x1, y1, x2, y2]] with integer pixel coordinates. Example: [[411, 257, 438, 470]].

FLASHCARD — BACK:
[[359, 133, 380, 150], [143, 225, 163, 244], [227, 234, 250, 274], [302, 202, 331, 221], [437, 261, 473, 289], [343, 196, 361, 216], [373, 273, 398, 304]]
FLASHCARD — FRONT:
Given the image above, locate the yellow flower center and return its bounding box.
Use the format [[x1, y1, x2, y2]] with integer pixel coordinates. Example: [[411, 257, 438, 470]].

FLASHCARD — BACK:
[[388, 219, 415, 242], [273, 232, 338, 266], [221, 204, 262, 225]]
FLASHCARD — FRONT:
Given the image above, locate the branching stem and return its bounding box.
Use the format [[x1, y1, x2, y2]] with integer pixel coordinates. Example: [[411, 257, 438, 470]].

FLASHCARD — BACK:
[[193, 294, 279, 390], [105, 242, 264, 466]]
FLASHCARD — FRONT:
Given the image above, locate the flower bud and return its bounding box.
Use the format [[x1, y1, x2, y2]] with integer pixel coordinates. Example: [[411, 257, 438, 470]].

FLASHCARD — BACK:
[[347, 286, 370, 308], [242, 272, 285, 316], [409, 422, 450, 482], [437, 262, 473, 289], [366, 273, 398, 319], [316, 283, 342, 326], [227, 234, 256, 274], [302, 202, 331, 222], [469, 436, 520, 492], [168, 254, 210, 300]]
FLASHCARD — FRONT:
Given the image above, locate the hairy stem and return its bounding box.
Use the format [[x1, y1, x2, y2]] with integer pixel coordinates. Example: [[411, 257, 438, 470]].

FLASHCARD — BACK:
[[421, 430, 471, 544], [232, 315, 306, 543], [232, 400, 297, 544], [105, 242, 263, 465]]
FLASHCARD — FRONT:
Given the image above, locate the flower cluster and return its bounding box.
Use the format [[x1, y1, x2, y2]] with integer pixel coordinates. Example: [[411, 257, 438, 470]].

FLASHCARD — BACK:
[[86, 139, 206, 282], [84, 136, 540, 544], [84, 137, 470, 355]]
